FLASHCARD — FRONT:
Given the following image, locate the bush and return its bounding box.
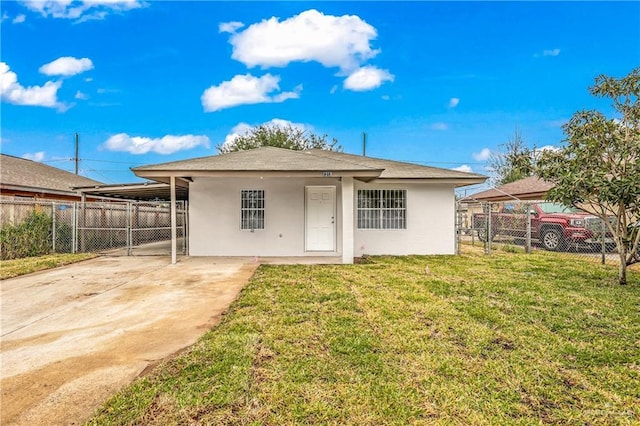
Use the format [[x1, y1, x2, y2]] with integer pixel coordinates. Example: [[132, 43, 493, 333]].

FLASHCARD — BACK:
[[1, 210, 53, 260]]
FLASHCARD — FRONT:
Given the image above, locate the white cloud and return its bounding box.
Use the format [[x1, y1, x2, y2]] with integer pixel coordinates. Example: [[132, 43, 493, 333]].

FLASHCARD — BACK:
[[452, 164, 473, 173], [343, 66, 394, 91], [430, 122, 448, 131], [13, 14, 26, 23], [221, 118, 307, 149], [448, 97, 459, 108], [19, 0, 144, 21], [227, 9, 379, 73], [75, 90, 89, 100], [102, 133, 210, 155], [201, 73, 300, 112], [0, 62, 65, 110], [39, 57, 94, 77], [272, 84, 303, 102], [543, 48, 561, 57], [1, 12, 8, 22], [472, 147, 492, 161], [219, 21, 244, 33], [22, 151, 46, 162]]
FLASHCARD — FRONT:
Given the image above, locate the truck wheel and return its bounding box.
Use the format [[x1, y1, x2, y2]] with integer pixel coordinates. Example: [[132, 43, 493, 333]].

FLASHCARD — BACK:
[[541, 228, 564, 251], [478, 229, 492, 242]]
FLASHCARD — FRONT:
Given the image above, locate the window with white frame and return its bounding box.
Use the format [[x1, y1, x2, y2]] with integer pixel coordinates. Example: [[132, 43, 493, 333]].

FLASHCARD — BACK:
[[241, 190, 265, 230], [357, 189, 406, 229]]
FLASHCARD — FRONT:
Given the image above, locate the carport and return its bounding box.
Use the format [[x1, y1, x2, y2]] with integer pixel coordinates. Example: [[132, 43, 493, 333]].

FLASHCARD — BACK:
[[74, 181, 189, 263]]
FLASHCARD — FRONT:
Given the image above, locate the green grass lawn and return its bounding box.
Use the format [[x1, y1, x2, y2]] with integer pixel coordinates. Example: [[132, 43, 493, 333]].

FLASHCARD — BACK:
[[0, 253, 97, 279], [89, 249, 639, 425]]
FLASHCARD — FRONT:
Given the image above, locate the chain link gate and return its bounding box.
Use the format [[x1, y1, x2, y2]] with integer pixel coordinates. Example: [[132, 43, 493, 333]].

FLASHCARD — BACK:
[[75, 200, 187, 256]]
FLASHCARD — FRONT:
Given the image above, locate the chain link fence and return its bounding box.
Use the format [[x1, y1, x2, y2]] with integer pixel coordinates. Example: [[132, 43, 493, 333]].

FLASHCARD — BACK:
[[456, 199, 619, 265], [1, 196, 187, 259]]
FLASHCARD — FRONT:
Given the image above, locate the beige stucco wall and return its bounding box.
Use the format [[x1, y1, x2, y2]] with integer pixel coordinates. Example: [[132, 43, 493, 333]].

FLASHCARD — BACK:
[[353, 181, 456, 257], [189, 177, 342, 257], [189, 177, 457, 258]]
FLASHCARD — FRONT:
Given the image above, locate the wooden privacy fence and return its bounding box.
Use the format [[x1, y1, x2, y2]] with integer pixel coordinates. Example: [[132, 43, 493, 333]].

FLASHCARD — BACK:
[[0, 196, 187, 259]]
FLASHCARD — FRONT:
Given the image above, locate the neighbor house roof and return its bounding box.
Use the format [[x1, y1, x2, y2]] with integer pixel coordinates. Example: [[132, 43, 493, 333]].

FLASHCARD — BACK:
[[465, 176, 554, 202], [0, 154, 103, 199], [133, 147, 486, 186]]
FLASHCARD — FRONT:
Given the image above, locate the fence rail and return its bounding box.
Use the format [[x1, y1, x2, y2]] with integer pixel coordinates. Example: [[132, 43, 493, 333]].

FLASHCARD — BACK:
[[1, 196, 187, 259], [456, 199, 619, 265]]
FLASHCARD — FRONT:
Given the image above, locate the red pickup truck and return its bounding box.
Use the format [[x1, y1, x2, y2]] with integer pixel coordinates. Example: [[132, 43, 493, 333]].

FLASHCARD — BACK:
[[472, 202, 611, 251]]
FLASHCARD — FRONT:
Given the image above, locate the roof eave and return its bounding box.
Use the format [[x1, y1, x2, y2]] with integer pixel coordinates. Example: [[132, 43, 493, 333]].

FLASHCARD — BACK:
[[372, 177, 487, 187], [133, 169, 384, 180], [0, 183, 79, 197]]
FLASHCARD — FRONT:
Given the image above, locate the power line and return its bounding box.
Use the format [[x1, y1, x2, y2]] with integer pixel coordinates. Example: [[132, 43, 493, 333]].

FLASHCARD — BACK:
[[82, 158, 141, 165], [79, 165, 116, 184]]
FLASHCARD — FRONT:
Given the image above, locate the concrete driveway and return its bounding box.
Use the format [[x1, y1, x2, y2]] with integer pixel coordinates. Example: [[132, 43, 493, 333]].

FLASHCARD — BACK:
[[1, 256, 257, 426]]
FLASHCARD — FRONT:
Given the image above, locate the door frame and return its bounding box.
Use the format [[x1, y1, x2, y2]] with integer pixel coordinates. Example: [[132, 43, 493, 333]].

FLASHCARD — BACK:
[[304, 186, 337, 252]]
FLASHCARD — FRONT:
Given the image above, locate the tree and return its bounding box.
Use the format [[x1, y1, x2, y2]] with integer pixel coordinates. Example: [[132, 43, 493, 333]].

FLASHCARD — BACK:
[[488, 129, 536, 185], [537, 68, 640, 285], [217, 123, 341, 154]]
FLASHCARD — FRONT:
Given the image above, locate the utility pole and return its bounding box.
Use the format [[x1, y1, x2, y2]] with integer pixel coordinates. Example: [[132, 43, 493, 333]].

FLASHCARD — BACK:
[[75, 132, 79, 175], [362, 132, 367, 157]]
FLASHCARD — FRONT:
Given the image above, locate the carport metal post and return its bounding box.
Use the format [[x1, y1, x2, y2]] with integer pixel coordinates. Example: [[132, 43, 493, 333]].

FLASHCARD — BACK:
[[184, 200, 189, 255], [170, 176, 177, 264]]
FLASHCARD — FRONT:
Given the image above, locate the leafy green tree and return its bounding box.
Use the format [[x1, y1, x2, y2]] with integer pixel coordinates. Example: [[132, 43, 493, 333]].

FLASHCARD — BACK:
[[217, 123, 341, 153], [537, 68, 640, 284], [489, 129, 536, 185]]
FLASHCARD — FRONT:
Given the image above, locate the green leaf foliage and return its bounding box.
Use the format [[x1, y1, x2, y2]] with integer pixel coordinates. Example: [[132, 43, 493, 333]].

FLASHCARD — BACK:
[[537, 68, 640, 283], [217, 123, 341, 153], [0, 210, 53, 260]]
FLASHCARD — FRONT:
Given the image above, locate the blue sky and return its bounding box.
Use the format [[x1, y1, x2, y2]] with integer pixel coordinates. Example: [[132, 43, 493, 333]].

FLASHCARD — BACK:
[[1, 1, 638, 194]]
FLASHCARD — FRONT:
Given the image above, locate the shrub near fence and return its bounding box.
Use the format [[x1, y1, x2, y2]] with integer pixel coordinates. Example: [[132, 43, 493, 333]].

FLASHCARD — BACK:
[[0, 210, 53, 260]]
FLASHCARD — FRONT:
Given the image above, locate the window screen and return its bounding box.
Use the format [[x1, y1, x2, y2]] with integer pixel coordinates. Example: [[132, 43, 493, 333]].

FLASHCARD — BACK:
[[357, 189, 406, 229], [241, 190, 264, 230]]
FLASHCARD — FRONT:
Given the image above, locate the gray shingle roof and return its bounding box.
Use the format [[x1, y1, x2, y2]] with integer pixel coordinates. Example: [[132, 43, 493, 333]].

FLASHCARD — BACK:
[[466, 176, 554, 201], [133, 147, 486, 180], [0, 154, 103, 194], [306, 149, 486, 179]]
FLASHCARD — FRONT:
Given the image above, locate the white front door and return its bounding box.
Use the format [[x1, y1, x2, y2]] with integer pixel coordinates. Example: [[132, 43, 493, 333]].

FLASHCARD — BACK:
[[305, 186, 336, 251]]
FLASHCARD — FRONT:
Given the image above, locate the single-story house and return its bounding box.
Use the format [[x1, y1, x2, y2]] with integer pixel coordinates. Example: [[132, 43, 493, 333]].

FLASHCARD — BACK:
[[132, 147, 486, 264], [0, 154, 104, 201]]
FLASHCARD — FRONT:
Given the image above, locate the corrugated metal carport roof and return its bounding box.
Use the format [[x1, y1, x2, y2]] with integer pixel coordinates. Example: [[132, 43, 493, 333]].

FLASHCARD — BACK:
[[73, 182, 189, 201]]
